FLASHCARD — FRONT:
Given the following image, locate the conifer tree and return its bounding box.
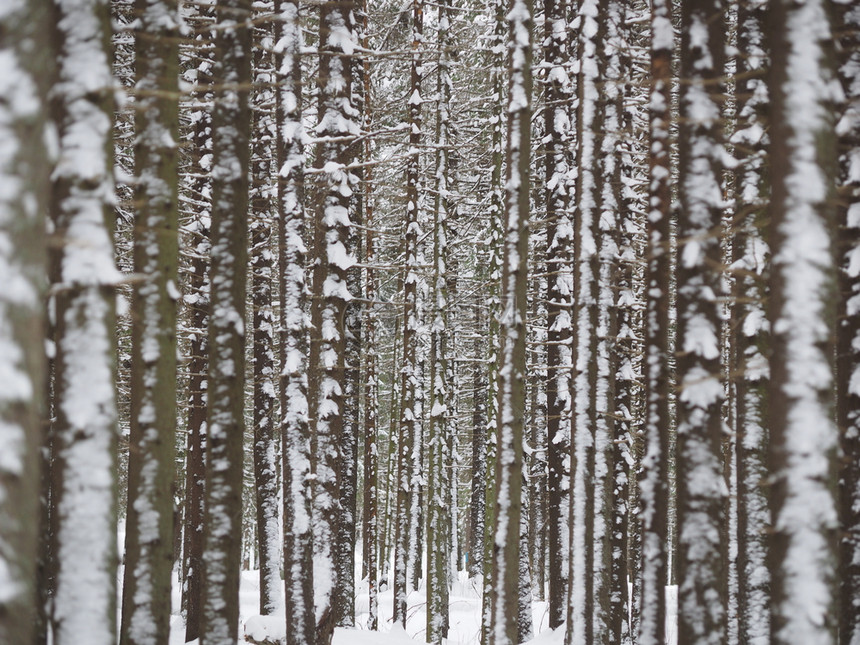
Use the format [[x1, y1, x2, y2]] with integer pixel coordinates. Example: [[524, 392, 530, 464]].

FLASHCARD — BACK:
[[768, 0, 839, 642], [489, 0, 533, 643], [200, 1, 252, 642], [0, 1, 51, 642]]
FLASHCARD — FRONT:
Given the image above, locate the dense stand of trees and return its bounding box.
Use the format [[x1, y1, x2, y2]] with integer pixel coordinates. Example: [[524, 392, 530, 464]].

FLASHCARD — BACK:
[[1, 1, 860, 645]]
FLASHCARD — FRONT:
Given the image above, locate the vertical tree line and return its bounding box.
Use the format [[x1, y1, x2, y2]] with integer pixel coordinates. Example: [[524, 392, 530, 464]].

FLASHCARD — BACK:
[[1, 2, 859, 645]]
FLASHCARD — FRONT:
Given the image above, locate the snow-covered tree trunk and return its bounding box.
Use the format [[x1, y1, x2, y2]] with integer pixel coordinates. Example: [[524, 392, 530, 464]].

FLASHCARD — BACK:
[[470, 305, 487, 580], [596, 2, 626, 638], [50, 1, 120, 644], [336, 0, 364, 618], [120, 2, 180, 643], [837, 1, 860, 642], [731, 1, 770, 642], [768, 0, 840, 642], [275, 2, 313, 643], [636, 1, 672, 643], [481, 2, 507, 643], [357, 0, 379, 630], [542, 0, 573, 627], [200, 1, 251, 643], [394, 0, 423, 628], [0, 2, 50, 643], [250, 7, 282, 616], [308, 2, 358, 641], [488, 1, 532, 643], [427, 2, 453, 640], [179, 5, 213, 640], [568, 0, 600, 641], [675, 0, 728, 642]]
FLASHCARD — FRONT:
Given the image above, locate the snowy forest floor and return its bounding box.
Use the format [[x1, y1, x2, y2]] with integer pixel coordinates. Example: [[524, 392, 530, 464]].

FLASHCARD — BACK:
[[161, 568, 679, 645]]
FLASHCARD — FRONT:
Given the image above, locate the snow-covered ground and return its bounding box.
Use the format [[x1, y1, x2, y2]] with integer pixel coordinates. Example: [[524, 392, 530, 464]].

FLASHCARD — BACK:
[[167, 567, 678, 645]]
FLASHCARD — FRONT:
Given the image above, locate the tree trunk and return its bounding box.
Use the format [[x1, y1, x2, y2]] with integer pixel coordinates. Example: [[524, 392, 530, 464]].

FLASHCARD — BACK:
[[276, 3, 314, 644], [121, 2, 180, 643], [0, 2, 51, 642], [250, 7, 282, 616], [200, 2, 252, 642], [636, 1, 672, 642], [768, 0, 839, 642], [308, 3, 357, 642], [488, 1, 532, 643], [732, 1, 770, 642]]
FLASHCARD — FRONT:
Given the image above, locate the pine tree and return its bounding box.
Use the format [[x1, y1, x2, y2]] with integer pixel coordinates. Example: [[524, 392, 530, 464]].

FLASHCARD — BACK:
[[275, 2, 314, 643], [0, 1, 51, 642], [200, 1, 252, 642], [768, 0, 840, 642], [250, 4, 282, 616], [542, 0, 573, 627], [394, 0, 423, 627], [179, 4, 214, 639], [489, 0, 533, 643], [837, 1, 860, 642], [120, 2, 180, 642], [731, 0, 770, 641], [637, 0, 672, 642], [49, 0, 119, 643], [674, 0, 729, 641], [427, 2, 454, 640], [308, 1, 358, 641]]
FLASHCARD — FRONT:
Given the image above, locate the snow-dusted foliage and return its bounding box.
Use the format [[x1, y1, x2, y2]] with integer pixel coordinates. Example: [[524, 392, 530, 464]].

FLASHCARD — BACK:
[[49, 0, 120, 644], [307, 1, 358, 641], [542, 0, 573, 629], [489, 0, 533, 644], [767, 0, 840, 643], [637, 1, 672, 643], [120, 1, 180, 643], [0, 1, 49, 642], [200, 1, 251, 643]]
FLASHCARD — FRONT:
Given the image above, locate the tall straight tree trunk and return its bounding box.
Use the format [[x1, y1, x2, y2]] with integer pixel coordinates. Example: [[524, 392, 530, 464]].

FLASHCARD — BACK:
[[180, 5, 214, 639], [50, 1, 119, 644], [637, 1, 672, 643], [597, 2, 626, 638], [837, 1, 860, 642], [0, 2, 50, 642], [481, 2, 506, 642], [276, 2, 314, 643], [357, 0, 379, 630], [427, 2, 453, 640], [543, 0, 573, 628], [394, 0, 423, 627], [731, 1, 770, 642], [675, 0, 728, 642], [568, 0, 600, 641], [308, 3, 357, 642], [336, 0, 364, 617], [200, 1, 251, 643], [768, 0, 839, 642], [250, 8, 282, 616], [489, 0, 532, 643], [470, 306, 487, 580], [121, 2, 180, 643]]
